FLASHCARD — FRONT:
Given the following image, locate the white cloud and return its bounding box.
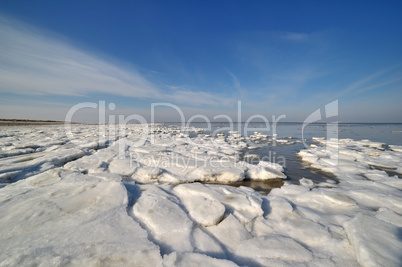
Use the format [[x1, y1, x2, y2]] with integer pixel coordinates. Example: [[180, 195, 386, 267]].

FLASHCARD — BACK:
[[339, 65, 402, 97], [0, 15, 230, 107], [278, 32, 309, 41], [166, 90, 234, 106], [355, 77, 402, 94], [0, 16, 158, 98]]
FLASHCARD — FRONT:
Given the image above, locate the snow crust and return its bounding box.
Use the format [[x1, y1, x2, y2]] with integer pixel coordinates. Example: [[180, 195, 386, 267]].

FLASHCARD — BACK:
[[0, 124, 401, 266]]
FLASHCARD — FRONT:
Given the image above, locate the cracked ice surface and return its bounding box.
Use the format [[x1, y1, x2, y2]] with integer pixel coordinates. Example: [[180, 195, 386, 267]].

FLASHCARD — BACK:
[[0, 124, 401, 266]]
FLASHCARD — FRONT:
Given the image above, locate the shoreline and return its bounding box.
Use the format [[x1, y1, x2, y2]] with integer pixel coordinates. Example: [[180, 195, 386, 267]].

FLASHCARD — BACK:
[[1, 118, 402, 126], [0, 119, 72, 126]]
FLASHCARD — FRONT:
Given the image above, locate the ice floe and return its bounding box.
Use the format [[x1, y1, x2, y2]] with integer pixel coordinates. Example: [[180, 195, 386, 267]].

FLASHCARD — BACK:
[[0, 124, 401, 266]]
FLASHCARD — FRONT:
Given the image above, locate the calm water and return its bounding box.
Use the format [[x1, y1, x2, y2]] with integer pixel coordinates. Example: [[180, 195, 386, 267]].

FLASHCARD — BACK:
[[167, 122, 402, 145]]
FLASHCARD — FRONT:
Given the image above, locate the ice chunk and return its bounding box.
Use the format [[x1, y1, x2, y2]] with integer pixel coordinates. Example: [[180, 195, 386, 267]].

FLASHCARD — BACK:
[[0, 171, 162, 265], [176, 192, 225, 226], [207, 214, 252, 251], [235, 235, 313, 262], [363, 169, 389, 181], [257, 160, 285, 172], [219, 193, 263, 223], [345, 213, 402, 267], [132, 186, 193, 253], [321, 190, 357, 207], [192, 227, 226, 256], [243, 154, 260, 161], [265, 196, 296, 220], [163, 252, 239, 267], [299, 178, 314, 188], [376, 207, 402, 227], [65, 154, 108, 174], [188, 167, 245, 183], [239, 162, 286, 180], [389, 145, 402, 152], [135, 166, 162, 180], [109, 158, 138, 176]]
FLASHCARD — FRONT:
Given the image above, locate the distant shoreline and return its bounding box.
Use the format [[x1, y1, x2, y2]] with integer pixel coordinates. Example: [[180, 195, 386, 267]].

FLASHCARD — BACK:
[[1, 119, 401, 126], [0, 119, 68, 126]]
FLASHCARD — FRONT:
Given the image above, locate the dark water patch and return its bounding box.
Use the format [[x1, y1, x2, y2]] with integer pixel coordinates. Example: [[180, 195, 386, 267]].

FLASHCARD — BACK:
[[201, 179, 284, 195], [246, 143, 338, 184]]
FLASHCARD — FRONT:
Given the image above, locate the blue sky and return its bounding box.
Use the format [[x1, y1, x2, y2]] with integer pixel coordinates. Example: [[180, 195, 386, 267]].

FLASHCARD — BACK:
[[0, 0, 401, 122]]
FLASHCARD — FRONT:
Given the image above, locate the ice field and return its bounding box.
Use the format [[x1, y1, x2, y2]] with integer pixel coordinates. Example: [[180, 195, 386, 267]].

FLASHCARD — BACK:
[[0, 123, 401, 266]]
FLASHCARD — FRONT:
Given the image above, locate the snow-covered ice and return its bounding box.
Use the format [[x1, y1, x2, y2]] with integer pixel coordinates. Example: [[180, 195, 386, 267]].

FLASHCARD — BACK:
[[0, 124, 401, 266]]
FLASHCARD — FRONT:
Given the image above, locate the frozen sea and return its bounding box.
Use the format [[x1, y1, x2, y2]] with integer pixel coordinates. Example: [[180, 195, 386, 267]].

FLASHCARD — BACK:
[[166, 122, 402, 191], [0, 122, 401, 266]]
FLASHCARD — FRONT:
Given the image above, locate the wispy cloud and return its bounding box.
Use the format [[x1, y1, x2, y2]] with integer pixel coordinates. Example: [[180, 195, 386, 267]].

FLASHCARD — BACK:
[[163, 89, 234, 106], [0, 16, 158, 98], [225, 69, 245, 97], [355, 77, 402, 94], [0, 14, 230, 107], [277, 32, 309, 42], [339, 65, 402, 97]]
